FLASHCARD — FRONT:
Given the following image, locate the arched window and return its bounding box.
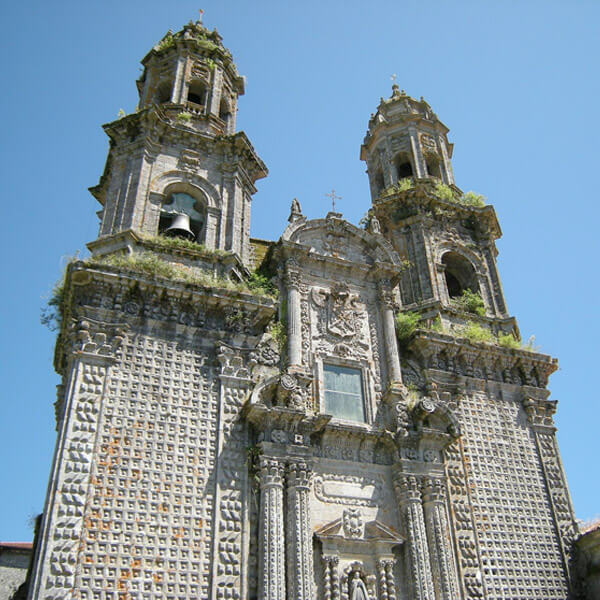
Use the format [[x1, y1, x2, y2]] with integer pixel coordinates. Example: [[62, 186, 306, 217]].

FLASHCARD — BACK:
[[159, 192, 206, 243], [155, 80, 173, 104], [187, 80, 207, 107], [395, 152, 413, 180], [441, 251, 479, 298]]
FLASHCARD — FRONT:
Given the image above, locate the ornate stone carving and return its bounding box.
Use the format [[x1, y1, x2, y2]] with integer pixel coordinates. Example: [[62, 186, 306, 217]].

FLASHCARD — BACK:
[[286, 459, 314, 600], [311, 283, 369, 359], [258, 457, 286, 600], [393, 474, 435, 600], [313, 473, 383, 507], [343, 508, 364, 539]]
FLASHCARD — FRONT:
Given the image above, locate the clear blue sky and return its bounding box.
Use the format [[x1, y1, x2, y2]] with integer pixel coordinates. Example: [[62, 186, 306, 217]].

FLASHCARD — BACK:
[[1, 1, 598, 541]]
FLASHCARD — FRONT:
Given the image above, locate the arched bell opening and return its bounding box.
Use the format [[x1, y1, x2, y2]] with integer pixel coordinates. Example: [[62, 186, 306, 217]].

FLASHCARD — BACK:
[[159, 192, 206, 243], [187, 80, 208, 108], [441, 251, 479, 299], [395, 152, 414, 181]]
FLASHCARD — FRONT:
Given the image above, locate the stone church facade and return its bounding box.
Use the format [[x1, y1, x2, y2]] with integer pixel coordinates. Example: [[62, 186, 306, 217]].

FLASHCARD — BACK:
[[27, 20, 580, 600]]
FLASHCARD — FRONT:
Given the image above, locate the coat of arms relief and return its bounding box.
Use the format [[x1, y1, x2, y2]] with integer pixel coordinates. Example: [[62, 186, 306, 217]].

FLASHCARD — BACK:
[[310, 283, 370, 359]]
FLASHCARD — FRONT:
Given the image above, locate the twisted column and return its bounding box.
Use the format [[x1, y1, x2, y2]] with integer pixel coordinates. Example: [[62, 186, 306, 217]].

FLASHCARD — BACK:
[[377, 558, 397, 600], [378, 279, 402, 384], [422, 477, 460, 600], [285, 261, 303, 368], [394, 474, 435, 600], [322, 555, 340, 600], [258, 457, 286, 600], [286, 459, 314, 600]]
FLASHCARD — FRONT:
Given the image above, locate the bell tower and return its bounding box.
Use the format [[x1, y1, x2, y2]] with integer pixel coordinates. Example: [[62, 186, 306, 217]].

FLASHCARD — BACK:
[[90, 20, 266, 266], [361, 84, 455, 199], [362, 86, 515, 338]]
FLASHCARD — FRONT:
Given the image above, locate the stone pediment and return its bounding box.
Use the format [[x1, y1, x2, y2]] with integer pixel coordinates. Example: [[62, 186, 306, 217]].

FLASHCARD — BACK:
[[280, 213, 400, 269]]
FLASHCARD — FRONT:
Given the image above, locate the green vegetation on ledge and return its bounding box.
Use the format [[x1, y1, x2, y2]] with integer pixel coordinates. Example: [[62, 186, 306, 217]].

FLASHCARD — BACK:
[[394, 311, 537, 352], [395, 311, 421, 347], [451, 288, 486, 316], [434, 183, 486, 207], [90, 252, 277, 298], [143, 234, 229, 256]]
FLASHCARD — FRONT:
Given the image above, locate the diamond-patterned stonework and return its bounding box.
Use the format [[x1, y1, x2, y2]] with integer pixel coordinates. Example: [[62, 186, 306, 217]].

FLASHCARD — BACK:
[[78, 334, 219, 599], [459, 390, 568, 599]]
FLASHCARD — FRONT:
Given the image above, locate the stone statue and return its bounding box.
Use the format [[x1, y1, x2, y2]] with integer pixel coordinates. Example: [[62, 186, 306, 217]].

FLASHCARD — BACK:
[[350, 572, 369, 600]]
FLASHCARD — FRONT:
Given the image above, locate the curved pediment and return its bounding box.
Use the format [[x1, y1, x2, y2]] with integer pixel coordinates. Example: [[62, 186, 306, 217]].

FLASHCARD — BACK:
[[281, 214, 400, 267]]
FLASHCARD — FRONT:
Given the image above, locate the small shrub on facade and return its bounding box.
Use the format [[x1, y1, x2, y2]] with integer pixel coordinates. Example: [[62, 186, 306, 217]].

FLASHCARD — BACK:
[[395, 311, 421, 345], [453, 288, 485, 316]]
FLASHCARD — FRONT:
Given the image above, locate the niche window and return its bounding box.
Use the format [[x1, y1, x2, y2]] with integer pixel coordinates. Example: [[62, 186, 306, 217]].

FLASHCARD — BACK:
[[219, 97, 231, 127], [159, 192, 205, 243], [323, 364, 365, 423], [441, 251, 479, 299], [155, 80, 173, 104], [425, 155, 442, 179], [395, 152, 413, 180]]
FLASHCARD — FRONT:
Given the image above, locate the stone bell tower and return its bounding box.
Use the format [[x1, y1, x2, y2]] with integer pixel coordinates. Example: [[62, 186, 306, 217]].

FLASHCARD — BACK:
[[90, 20, 266, 266]]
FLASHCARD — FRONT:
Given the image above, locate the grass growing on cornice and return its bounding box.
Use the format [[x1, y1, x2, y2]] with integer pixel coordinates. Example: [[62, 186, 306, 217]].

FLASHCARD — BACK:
[[434, 183, 486, 208], [143, 234, 230, 257], [89, 252, 275, 298], [419, 317, 537, 351]]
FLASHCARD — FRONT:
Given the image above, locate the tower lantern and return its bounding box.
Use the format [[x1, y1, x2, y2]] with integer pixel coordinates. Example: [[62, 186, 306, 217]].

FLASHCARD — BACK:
[[361, 85, 455, 199]]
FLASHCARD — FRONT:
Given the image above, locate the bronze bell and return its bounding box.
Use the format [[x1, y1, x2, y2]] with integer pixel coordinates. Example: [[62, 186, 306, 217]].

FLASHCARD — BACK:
[[163, 213, 195, 241]]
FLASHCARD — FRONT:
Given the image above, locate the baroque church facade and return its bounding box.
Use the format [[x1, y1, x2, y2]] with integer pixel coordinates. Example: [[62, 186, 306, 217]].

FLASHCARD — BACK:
[[28, 20, 580, 600]]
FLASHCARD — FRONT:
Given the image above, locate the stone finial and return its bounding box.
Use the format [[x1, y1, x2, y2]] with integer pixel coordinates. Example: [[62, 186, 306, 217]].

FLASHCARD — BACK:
[[288, 197, 303, 222]]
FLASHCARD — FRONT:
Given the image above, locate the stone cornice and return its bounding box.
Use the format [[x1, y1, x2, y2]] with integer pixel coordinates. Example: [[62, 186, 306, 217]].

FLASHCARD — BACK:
[[372, 180, 501, 240], [410, 329, 558, 388], [100, 108, 267, 182]]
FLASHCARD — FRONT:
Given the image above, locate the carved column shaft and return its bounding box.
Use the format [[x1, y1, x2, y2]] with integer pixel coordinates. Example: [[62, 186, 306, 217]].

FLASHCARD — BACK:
[[422, 478, 460, 600], [323, 555, 340, 600], [286, 460, 314, 600], [286, 267, 302, 367], [258, 457, 286, 600], [379, 281, 402, 384], [395, 475, 435, 600], [377, 558, 397, 600]]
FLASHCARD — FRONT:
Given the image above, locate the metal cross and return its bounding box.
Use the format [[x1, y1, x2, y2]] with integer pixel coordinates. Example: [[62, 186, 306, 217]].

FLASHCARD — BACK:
[[325, 189, 342, 212], [390, 73, 397, 84]]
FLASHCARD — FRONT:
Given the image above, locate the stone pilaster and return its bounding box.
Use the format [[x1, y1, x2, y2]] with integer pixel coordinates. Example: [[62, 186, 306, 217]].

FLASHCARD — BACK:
[[422, 477, 460, 600], [285, 260, 303, 368], [378, 279, 402, 384], [258, 456, 286, 600], [286, 459, 314, 600], [394, 474, 435, 600], [322, 555, 340, 600]]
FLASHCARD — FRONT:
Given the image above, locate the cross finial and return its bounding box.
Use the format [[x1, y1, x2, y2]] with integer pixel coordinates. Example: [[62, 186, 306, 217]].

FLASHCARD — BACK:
[[325, 189, 341, 212], [391, 73, 397, 84]]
